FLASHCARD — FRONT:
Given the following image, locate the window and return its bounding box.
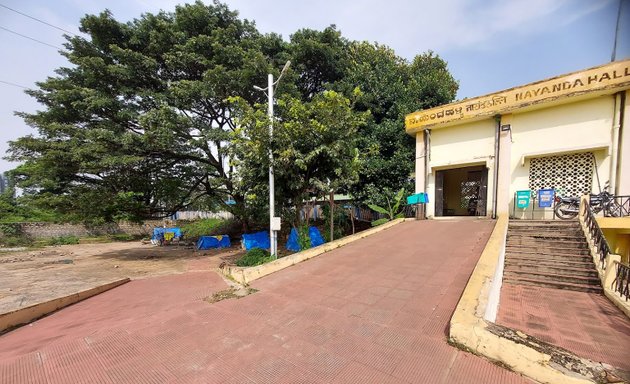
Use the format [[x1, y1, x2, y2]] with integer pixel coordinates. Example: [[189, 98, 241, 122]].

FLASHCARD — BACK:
[[528, 153, 594, 197]]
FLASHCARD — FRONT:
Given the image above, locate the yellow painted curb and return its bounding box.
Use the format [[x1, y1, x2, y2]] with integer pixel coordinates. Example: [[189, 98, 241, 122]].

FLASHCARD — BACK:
[[450, 217, 605, 384], [222, 218, 407, 285], [0, 278, 130, 333]]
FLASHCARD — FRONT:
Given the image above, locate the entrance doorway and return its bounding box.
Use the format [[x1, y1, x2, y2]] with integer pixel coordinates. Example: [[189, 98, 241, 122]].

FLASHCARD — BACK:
[[435, 165, 488, 217]]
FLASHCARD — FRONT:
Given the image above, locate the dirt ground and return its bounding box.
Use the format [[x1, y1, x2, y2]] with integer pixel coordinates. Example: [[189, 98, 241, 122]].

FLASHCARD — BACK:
[[0, 241, 244, 314]]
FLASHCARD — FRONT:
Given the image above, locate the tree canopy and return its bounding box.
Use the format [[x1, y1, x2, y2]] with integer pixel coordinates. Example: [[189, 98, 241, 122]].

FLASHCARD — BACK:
[[6, 0, 458, 224], [230, 89, 368, 225]]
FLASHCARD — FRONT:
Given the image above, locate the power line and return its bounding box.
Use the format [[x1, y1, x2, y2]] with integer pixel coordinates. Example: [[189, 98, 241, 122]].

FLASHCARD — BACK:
[[0, 80, 28, 89], [0, 3, 78, 36], [0, 25, 61, 49]]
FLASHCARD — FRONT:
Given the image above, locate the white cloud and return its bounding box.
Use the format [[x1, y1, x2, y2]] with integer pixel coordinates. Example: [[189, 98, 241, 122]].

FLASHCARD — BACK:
[[222, 0, 612, 57]]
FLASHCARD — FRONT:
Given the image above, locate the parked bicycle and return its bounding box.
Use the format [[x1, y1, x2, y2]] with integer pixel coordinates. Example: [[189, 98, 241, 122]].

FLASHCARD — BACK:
[[554, 184, 622, 219]]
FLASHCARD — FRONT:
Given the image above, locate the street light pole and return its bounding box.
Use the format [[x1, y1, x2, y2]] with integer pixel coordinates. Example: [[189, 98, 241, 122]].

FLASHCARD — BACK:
[[267, 72, 277, 258], [254, 61, 290, 258]]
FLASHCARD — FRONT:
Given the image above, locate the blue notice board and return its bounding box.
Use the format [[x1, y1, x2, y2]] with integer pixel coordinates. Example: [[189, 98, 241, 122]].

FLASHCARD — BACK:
[[407, 193, 428, 205], [538, 189, 555, 208]]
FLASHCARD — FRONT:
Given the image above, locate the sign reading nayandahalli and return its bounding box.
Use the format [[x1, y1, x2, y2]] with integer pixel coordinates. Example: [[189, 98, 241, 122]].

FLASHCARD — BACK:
[[405, 60, 630, 132]]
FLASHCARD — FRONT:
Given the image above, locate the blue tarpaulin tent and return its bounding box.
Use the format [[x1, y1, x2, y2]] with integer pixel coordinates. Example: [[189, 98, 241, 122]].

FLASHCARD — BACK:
[[285, 226, 326, 251], [196, 235, 231, 250], [286, 228, 300, 251], [152, 227, 182, 240], [309, 227, 325, 247], [242, 231, 270, 250]]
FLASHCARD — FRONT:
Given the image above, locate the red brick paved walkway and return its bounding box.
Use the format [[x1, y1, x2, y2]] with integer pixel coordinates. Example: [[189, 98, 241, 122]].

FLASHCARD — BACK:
[[0, 220, 534, 383], [497, 283, 630, 371]]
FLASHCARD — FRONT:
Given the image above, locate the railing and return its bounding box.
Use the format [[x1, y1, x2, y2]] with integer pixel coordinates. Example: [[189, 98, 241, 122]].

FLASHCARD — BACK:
[[612, 262, 630, 301], [581, 198, 611, 269], [607, 195, 630, 217]]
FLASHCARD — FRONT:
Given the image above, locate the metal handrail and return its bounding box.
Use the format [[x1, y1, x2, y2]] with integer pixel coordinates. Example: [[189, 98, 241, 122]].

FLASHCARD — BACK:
[[581, 198, 611, 269], [612, 262, 630, 301], [608, 195, 630, 217]]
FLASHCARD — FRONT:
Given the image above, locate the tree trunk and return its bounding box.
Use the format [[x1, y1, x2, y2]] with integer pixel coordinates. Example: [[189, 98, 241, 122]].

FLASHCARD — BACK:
[[350, 205, 355, 234], [329, 191, 334, 241]]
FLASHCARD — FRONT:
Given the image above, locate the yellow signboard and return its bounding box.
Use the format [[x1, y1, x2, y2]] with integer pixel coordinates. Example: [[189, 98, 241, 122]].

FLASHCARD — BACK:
[[405, 60, 630, 133]]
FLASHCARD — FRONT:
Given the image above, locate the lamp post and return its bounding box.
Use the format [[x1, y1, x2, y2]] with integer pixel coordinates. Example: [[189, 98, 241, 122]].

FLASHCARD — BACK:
[[254, 61, 290, 258]]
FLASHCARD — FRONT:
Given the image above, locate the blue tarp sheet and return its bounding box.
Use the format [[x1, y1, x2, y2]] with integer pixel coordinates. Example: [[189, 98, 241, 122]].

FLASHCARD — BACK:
[[196, 235, 231, 250], [152, 227, 182, 240], [285, 226, 326, 251], [309, 227, 325, 247], [242, 231, 270, 250], [286, 228, 300, 252]]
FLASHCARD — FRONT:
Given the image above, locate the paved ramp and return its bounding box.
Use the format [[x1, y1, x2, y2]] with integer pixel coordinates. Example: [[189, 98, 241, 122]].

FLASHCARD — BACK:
[[0, 220, 534, 383]]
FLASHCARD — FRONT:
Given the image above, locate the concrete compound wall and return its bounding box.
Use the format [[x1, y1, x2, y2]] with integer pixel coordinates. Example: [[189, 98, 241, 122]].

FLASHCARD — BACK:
[[0, 220, 164, 239]]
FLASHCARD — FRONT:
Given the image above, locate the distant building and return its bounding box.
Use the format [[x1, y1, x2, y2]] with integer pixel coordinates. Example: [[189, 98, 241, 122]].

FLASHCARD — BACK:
[[0, 173, 9, 194]]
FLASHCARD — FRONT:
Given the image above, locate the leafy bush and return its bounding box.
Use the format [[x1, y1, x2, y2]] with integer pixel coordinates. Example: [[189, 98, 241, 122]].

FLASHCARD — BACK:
[[369, 188, 406, 226], [322, 204, 349, 241], [1, 236, 33, 247], [297, 225, 311, 251], [236, 248, 273, 267], [180, 218, 241, 240], [46, 235, 80, 246]]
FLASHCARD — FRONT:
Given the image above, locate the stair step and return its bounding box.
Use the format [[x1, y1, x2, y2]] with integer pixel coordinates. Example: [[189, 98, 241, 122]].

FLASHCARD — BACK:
[[505, 248, 592, 257], [502, 277, 603, 293], [504, 271, 601, 285], [505, 243, 589, 255], [508, 220, 580, 228], [507, 234, 585, 240], [506, 235, 588, 243], [505, 257, 595, 268], [504, 263, 598, 278]]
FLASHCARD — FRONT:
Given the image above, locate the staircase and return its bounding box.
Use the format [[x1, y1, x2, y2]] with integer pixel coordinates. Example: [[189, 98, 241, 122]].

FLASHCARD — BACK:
[[503, 220, 602, 293]]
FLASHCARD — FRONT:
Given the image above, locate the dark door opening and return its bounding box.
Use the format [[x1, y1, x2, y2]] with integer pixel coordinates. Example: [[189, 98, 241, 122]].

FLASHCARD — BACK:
[[435, 165, 488, 217]]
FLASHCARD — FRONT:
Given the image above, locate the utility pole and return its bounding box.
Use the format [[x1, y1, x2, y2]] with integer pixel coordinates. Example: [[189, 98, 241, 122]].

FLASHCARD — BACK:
[[254, 61, 291, 258]]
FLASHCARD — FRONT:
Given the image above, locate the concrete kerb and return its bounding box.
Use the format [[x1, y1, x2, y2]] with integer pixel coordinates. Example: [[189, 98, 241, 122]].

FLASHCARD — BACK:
[[449, 216, 623, 384], [0, 278, 130, 334], [221, 218, 407, 285]]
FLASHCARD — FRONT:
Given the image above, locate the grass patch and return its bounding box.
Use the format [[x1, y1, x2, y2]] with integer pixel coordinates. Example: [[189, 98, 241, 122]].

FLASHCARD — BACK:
[[0, 236, 34, 248], [204, 287, 258, 303], [235, 248, 273, 267], [42, 235, 81, 246]]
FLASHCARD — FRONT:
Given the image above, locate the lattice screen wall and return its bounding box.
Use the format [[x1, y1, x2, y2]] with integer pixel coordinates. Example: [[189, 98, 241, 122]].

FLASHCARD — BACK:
[[528, 153, 594, 197]]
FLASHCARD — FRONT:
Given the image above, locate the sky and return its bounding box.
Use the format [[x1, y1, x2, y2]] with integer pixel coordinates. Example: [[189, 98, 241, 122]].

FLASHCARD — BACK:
[[0, 0, 628, 174]]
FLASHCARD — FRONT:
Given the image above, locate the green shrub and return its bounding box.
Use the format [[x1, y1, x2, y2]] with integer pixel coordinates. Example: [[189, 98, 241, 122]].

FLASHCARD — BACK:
[[297, 225, 311, 251], [108, 233, 134, 242], [1, 236, 33, 247], [236, 248, 273, 267], [0, 223, 22, 237], [180, 218, 238, 239], [46, 235, 80, 246]]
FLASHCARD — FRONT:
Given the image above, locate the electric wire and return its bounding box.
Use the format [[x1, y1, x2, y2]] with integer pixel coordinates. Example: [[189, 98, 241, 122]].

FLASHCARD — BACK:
[[0, 25, 61, 49], [0, 3, 78, 36], [0, 80, 28, 89]]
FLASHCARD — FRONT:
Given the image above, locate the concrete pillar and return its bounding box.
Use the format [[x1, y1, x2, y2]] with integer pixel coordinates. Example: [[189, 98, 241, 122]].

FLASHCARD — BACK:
[[415, 131, 426, 193], [617, 90, 630, 195], [496, 115, 513, 217]]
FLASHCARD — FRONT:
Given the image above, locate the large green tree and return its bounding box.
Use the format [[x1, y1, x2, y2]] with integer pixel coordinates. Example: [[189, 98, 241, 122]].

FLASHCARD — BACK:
[[229, 90, 367, 226], [336, 44, 459, 206], [7, 1, 458, 224], [7, 1, 285, 223]]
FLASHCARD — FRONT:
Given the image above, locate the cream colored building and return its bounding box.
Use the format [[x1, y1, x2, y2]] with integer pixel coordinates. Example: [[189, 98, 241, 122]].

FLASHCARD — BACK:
[[405, 59, 630, 219]]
